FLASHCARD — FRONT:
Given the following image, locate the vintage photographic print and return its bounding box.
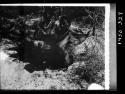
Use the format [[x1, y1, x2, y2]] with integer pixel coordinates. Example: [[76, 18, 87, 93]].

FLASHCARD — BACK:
[[0, 4, 110, 90]]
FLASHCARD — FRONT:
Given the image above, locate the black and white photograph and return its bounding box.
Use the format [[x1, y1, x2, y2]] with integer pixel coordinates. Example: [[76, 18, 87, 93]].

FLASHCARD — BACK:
[[0, 4, 113, 90]]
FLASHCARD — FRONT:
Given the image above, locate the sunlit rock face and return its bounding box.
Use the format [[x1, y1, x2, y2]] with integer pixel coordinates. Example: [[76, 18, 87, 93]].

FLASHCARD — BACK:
[[0, 50, 9, 62]]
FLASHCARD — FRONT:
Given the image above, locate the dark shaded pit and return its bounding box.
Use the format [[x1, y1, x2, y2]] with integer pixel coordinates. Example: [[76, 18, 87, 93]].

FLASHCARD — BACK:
[[20, 38, 69, 73]]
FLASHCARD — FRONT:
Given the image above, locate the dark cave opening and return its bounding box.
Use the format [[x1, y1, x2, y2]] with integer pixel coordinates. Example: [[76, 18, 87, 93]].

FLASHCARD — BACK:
[[14, 37, 71, 73]]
